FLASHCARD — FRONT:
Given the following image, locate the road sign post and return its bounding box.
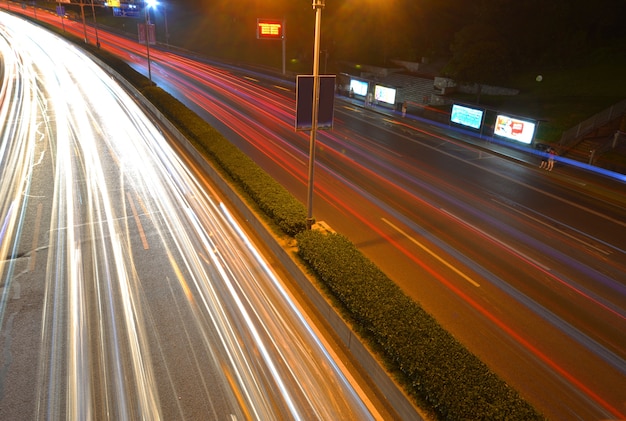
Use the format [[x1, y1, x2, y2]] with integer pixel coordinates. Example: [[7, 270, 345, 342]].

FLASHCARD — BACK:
[[295, 75, 335, 131], [305, 0, 325, 230], [257, 18, 286, 75]]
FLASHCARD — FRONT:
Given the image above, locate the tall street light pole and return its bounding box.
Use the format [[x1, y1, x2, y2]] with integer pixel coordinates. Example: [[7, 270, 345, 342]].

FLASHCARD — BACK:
[[57, 0, 66, 32], [144, 1, 154, 82], [163, 2, 170, 47], [281, 18, 286, 75], [90, 0, 100, 48], [79, 0, 88, 43], [306, 0, 325, 230]]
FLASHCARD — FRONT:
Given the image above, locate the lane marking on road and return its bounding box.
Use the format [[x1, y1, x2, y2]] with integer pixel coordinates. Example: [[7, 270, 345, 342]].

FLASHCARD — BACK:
[[126, 191, 149, 250], [493, 197, 612, 256], [440, 208, 552, 272], [28, 202, 43, 272], [273, 84, 291, 92], [382, 217, 480, 287], [133, 193, 151, 218]]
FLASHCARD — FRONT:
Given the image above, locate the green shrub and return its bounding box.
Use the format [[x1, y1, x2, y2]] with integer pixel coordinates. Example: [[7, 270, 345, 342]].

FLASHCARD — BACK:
[[296, 230, 544, 420]]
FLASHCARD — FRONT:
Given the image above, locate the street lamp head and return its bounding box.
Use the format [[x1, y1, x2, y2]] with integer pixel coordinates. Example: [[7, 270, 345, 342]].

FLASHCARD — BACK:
[[146, 0, 158, 9]]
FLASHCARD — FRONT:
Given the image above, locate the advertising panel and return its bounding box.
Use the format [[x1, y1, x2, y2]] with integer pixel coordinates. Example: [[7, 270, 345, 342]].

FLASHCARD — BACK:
[[494, 114, 536, 144], [113, 3, 140, 17], [451, 104, 484, 130], [349, 79, 368, 97], [374, 85, 396, 105]]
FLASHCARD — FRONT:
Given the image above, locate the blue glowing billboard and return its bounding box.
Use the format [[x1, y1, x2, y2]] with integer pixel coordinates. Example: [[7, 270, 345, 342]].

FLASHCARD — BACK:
[[349, 79, 368, 97], [450, 104, 484, 130]]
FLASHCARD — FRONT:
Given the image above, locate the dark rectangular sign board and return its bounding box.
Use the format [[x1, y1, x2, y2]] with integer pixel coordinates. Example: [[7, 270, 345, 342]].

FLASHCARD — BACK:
[[296, 75, 336, 131]]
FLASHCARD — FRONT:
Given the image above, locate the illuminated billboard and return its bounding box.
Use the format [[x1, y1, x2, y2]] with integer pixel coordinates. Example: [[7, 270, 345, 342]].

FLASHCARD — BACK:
[[112, 3, 140, 17], [257, 19, 283, 39], [349, 79, 368, 96], [451, 104, 484, 130], [374, 85, 396, 105], [494, 114, 536, 144]]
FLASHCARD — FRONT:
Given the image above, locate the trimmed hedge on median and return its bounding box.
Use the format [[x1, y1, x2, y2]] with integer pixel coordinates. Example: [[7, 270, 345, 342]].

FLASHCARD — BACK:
[[296, 230, 544, 420]]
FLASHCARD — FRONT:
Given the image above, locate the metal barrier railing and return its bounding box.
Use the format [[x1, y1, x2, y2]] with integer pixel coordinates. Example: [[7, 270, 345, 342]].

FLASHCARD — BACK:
[[559, 99, 626, 148]]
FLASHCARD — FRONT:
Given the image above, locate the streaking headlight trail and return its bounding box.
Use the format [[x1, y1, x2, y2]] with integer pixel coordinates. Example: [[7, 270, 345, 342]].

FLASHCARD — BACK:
[[0, 12, 374, 420]]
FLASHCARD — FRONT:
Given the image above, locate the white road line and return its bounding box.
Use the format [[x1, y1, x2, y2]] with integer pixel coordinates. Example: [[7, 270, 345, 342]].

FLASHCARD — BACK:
[[382, 217, 480, 287], [493, 198, 612, 256], [440, 208, 552, 272]]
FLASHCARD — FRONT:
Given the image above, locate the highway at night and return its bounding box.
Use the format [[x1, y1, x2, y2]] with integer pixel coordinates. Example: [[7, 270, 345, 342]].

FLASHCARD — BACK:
[[0, 12, 380, 420], [5, 6, 626, 420]]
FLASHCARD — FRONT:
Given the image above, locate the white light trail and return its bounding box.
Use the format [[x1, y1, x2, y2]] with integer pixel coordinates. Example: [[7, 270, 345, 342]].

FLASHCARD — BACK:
[[0, 12, 373, 420]]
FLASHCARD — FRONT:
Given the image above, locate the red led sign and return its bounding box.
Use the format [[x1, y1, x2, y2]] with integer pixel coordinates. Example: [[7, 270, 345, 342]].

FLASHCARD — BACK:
[[257, 19, 283, 39]]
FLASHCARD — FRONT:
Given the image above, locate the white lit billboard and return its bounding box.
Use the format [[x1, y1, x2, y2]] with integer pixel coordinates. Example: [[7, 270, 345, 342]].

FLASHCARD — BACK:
[[451, 104, 484, 130], [493, 114, 536, 144], [374, 85, 396, 105], [349, 79, 368, 96]]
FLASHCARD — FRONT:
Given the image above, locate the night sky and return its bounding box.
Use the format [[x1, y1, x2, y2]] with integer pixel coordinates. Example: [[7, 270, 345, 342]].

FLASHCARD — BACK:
[[159, 0, 626, 75]]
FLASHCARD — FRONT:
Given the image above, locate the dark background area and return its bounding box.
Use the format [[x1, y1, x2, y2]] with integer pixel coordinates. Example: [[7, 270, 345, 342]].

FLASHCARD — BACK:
[[52, 0, 626, 86], [40, 0, 626, 153], [168, 0, 626, 82]]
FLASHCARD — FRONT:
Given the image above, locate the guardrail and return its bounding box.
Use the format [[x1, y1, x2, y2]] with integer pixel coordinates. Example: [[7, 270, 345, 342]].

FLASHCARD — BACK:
[[559, 99, 626, 148]]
